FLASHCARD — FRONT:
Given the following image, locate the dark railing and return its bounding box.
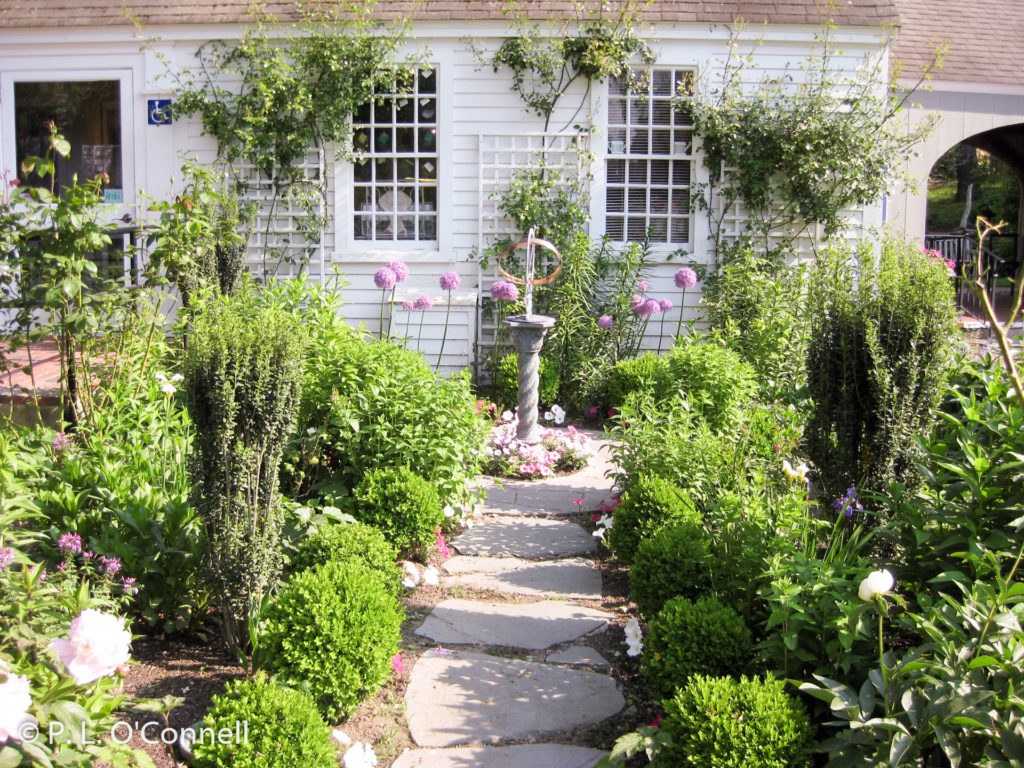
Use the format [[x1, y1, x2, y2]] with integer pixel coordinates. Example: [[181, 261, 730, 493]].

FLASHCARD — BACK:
[[925, 232, 1019, 326]]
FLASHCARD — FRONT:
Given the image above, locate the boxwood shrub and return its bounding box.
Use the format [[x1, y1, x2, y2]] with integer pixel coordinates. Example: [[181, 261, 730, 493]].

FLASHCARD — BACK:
[[654, 675, 814, 768], [629, 523, 710, 619], [257, 560, 403, 721], [642, 595, 753, 700], [607, 352, 667, 408], [495, 352, 560, 409], [291, 521, 401, 593], [351, 466, 442, 558], [192, 674, 336, 768], [607, 474, 700, 566]]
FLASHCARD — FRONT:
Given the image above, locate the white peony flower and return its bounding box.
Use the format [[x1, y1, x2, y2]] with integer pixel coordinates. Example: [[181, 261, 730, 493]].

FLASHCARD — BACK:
[[331, 729, 351, 745], [858, 569, 895, 601], [50, 609, 131, 685], [401, 561, 420, 589], [343, 742, 378, 768], [422, 565, 440, 587], [0, 671, 36, 743]]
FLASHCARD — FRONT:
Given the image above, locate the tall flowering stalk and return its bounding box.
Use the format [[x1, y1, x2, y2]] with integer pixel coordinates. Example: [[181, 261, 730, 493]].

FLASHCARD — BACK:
[[656, 298, 673, 354], [386, 260, 409, 337], [674, 267, 697, 340], [490, 279, 519, 361], [374, 266, 398, 339], [437, 271, 461, 372], [630, 298, 660, 357], [414, 295, 432, 353], [401, 299, 415, 339]]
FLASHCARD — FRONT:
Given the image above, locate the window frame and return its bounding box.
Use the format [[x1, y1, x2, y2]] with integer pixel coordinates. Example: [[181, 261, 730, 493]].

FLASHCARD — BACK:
[[598, 66, 695, 251], [1, 68, 136, 222], [337, 63, 446, 255]]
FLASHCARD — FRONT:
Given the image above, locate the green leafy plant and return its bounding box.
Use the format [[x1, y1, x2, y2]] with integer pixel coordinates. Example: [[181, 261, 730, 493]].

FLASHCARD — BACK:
[[642, 596, 754, 700], [286, 316, 487, 509], [607, 473, 700, 566], [629, 523, 710, 619], [290, 521, 401, 594], [183, 282, 305, 652], [257, 560, 403, 721], [805, 236, 959, 500], [350, 467, 443, 558], [607, 352, 666, 409], [655, 675, 815, 768], [192, 673, 337, 768], [495, 352, 561, 409], [661, 337, 757, 432]]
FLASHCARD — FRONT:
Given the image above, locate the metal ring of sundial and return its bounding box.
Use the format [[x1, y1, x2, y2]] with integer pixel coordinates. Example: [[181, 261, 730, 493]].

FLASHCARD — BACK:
[[495, 237, 563, 286]]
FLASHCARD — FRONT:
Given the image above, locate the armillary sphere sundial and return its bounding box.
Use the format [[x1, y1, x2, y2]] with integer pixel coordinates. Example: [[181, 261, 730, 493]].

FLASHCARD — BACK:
[[495, 227, 562, 444]]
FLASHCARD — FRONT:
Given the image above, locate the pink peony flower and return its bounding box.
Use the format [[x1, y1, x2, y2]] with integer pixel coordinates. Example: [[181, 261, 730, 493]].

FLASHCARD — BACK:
[[0, 670, 35, 743], [50, 609, 131, 685], [440, 271, 461, 291]]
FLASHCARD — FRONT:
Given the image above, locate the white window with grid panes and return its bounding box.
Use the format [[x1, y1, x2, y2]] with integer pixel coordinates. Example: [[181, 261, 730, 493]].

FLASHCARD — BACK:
[[352, 68, 438, 242], [605, 68, 693, 244]]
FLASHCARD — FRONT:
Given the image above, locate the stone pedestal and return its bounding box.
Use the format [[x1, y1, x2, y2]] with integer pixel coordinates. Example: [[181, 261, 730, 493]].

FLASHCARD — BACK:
[[503, 314, 555, 444]]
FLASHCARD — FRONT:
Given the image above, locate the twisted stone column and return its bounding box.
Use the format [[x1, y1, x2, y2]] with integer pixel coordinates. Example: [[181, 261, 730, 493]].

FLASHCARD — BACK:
[[503, 314, 555, 445]]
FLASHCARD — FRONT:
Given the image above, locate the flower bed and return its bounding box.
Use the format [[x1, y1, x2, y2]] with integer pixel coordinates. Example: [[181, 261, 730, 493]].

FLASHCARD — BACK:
[[482, 415, 593, 480]]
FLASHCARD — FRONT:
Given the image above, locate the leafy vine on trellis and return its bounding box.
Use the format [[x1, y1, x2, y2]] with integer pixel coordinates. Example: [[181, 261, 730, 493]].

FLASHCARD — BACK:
[[680, 24, 944, 257], [164, 4, 414, 274]]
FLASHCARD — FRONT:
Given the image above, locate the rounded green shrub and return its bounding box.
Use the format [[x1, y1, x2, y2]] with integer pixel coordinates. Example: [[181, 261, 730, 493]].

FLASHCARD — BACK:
[[653, 675, 814, 768], [351, 466, 442, 557], [629, 523, 710, 618], [291, 521, 401, 593], [258, 560, 403, 721], [607, 474, 699, 566], [290, 328, 488, 507], [642, 596, 753, 700], [496, 352, 560, 409], [663, 339, 756, 432], [192, 674, 336, 768], [607, 352, 667, 408]]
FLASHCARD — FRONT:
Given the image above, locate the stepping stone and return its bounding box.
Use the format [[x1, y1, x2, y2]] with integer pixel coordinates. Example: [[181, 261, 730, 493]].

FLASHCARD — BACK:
[[483, 448, 618, 517], [405, 650, 624, 747], [392, 744, 608, 768], [444, 557, 602, 600], [416, 599, 609, 650], [546, 645, 610, 670], [452, 517, 596, 559]]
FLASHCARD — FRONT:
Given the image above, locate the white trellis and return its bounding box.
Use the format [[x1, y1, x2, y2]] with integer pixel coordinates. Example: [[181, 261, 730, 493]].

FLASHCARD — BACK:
[[474, 131, 590, 367]]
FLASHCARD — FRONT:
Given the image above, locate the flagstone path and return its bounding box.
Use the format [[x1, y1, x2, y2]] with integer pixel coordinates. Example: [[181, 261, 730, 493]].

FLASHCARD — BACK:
[[393, 437, 620, 768]]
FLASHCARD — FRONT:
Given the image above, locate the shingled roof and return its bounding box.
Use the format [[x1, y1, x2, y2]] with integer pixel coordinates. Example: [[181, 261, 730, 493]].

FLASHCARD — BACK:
[[892, 0, 1024, 87], [0, 0, 898, 30]]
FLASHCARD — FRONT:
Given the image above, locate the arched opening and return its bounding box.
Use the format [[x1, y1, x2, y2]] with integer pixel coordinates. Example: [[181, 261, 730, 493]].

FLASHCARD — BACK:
[[925, 124, 1024, 322]]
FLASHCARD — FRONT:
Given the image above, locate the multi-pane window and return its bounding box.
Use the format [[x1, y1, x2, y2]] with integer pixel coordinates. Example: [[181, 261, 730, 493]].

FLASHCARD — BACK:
[[606, 68, 693, 244], [353, 69, 438, 242]]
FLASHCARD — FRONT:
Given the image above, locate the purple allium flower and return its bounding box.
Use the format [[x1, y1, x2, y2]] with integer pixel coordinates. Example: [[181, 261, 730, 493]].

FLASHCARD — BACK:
[[635, 298, 661, 317], [675, 267, 697, 289], [387, 260, 410, 282], [659, 298, 674, 312], [53, 432, 71, 452], [629, 294, 643, 308], [402, 300, 416, 311], [490, 280, 519, 302], [374, 267, 398, 290], [636, 280, 650, 293], [440, 271, 461, 291], [58, 532, 83, 555], [415, 295, 433, 310], [0, 547, 14, 570], [597, 315, 614, 329]]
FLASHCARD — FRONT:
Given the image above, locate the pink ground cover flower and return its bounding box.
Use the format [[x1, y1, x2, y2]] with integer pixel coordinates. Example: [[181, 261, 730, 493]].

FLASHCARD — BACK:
[[50, 609, 131, 685]]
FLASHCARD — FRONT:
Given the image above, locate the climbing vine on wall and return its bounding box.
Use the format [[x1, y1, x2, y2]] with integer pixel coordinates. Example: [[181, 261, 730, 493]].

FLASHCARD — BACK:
[[167, 3, 414, 274], [682, 25, 943, 256]]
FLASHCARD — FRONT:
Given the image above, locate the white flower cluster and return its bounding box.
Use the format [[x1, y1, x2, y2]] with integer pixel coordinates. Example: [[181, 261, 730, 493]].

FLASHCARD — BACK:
[[154, 371, 183, 397], [543, 404, 566, 425], [343, 741, 378, 768], [443, 499, 484, 529], [401, 562, 440, 589], [782, 459, 811, 485], [592, 514, 614, 539], [624, 618, 643, 657]]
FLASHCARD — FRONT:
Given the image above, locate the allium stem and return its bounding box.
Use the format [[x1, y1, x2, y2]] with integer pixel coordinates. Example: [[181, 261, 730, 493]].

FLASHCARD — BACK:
[[387, 286, 396, 337], [674, 287, 687, 340], [657, 314, 667, 355], [437, 293, 452, 373], [379, 288, 387, 340], [416, 309, 426, 353]]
